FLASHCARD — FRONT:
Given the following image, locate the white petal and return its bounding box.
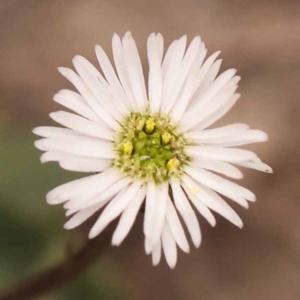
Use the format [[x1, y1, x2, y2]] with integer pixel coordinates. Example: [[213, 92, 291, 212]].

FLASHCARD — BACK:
[[66, 176, 132, 215], [182, 175, 243, 228], [122, 32, 147, 109], [147, 33, 164, 112], [46, 173, 101, 204], [171, 181, 201, 247], [186, 146, 257, 163], [192, 68, 237, 111], [49, 111, 114, 141], [143, 181, 156, 238], [162, 39, 178, 79], [181, 182, 216, 226], [58, 157, 111, 173], [213, 130, 268, 147], [191, 158, 244, 179], [185, 167, 255, 208], [151, 239, 162, 266], [63, 169, 122, 210], [72, 56, 124, 121], [33, 126, 83, 140], [187, 123, 250, 141], [171, 42, 207, 121], [161, 35, 187, 113], [95, 44, 131, 111], [166, 197, 190, 253], [64, 201, 108, 230], [150, 183, 169, 246], [34, 137, 113, 160], [162, 221, 177, 269], [89, 180, 142, 239], [53, 90, 102, 123], [233, 160, 273, 173], [192, 93, 240, 131], [112, 187, 146, 246], [112, 33, 137, 110], [181, 78, 239, 131], [164, 36, 201, 113], [187, 51, 221, 109], [192, 59, 222, 101], [58, 67, 119, 130], [145, 236, 153, 255]]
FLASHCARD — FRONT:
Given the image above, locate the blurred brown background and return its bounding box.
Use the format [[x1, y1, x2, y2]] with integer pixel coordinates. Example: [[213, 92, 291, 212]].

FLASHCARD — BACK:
[[0, 0, 300, 299]]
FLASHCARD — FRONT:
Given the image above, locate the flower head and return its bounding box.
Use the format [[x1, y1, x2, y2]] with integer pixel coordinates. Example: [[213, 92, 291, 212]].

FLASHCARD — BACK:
[[33, 32, 272, 268]]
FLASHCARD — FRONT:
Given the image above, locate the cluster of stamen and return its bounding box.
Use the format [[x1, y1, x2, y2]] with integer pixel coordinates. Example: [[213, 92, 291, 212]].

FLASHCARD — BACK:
[[113, 111, 190, 183]]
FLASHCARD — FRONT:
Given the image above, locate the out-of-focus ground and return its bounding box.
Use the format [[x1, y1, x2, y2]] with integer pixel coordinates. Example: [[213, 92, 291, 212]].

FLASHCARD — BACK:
[[0, 0, 300, 299]]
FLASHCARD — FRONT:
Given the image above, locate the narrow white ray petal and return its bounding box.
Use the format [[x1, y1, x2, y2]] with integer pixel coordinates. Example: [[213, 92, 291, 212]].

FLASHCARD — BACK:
[[213, 130, 268, 147], [151, 239, 162, 266], [89, 180, 142, 239], [143, 181, 156, 238], [171, 181, 201, 247], [171, 42, 208, 121], [161, 35, 187, 113], [162, 221, 178, 269], [192, 68, 237, 111], [191, 158, 243, 179], [233, 161, 273, 173], [162, 39, 178, 79], [187, 123, 249, 141], [58, 158, 111, 173], [72, 55, 110, 89], [145, 236, 153, 255], [66, 176, 133, 215], [72, 56, 124, 120], [147, 33, 164, 112], [63, 168, 123, 210], [112, 186, 146, 246], [112, 33, 137, 110], [181, 80, 239, 131], [186, 167, 249, 208], [181, 182, 216, 226], [166, 197, 190, 253], [33, 126, 83, 140], [182, 175, 243, 228], [46, 173, 101, 204], [164, 36, 201, 113], [186, 146, 257, 163], [58, 67, 119, 130], [186, 166, 256, 206], [53, 90, 102, 123], [187, 51, 221, 108], [49, 111, 114, 141], [34, 138, 114, 159], [64, 200, 109, 230], [122, 32, 147, 109], [192, 59, 222, 101], [150, 183, 169, 246], [192, 93, 240, 131], [95, 44, 131, 110]]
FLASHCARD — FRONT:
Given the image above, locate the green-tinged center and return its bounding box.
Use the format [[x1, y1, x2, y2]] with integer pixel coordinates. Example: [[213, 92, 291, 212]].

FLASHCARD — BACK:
[[112, 111, 191, 183]]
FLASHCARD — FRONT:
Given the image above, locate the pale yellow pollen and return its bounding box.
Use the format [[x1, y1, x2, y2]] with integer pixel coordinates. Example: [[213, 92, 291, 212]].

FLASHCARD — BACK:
[[136, 119, 145, 131], [166, 158, 180, 170], [145, 118, 155, 134], [162, 132, 172, 145], [192, 187, 201, 195], [123, 141, 133, 155]]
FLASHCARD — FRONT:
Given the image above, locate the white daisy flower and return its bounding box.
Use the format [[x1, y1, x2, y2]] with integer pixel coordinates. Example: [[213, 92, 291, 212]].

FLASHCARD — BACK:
[[33, 32, 272, 269]]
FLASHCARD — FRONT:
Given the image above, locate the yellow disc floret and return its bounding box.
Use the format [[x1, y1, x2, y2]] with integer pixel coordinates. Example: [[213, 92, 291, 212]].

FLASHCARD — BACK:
[[113, 111, 191, 183], [123, 140, 133, 155], [144, 118, 156, 134], [166, 157, 180, 170]]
